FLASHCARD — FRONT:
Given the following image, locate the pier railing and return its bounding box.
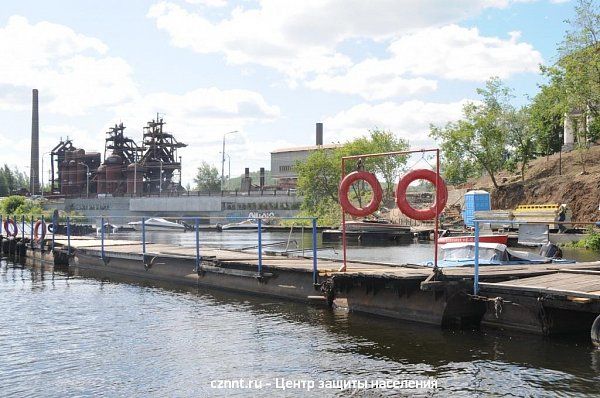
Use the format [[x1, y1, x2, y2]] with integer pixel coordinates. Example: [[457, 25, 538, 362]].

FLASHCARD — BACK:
[[0, 214, 321, 285]]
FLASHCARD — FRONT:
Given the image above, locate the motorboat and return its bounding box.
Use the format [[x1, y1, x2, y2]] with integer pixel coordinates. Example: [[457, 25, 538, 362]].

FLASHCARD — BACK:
[[438, 234, 508, 245], [219, 219, 262, 231], [128, 217, 186, 232], [423, 242, 573, 268]]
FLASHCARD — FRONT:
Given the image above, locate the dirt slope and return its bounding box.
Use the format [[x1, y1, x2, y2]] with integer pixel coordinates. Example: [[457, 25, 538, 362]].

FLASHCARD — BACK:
[[461, 145, 600, 221]]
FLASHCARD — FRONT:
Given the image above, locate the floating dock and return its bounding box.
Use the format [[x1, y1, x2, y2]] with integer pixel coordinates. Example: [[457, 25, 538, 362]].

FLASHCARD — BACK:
[[2, 234, 600, 345]]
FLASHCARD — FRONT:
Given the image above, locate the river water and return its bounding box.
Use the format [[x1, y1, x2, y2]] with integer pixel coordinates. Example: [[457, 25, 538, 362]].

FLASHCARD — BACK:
[[1, 231, 599, 396]]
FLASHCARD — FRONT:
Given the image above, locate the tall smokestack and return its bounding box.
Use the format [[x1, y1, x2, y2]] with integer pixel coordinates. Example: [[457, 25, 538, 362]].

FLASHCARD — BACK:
[[259, 167, 265, 188], [316, 122, 323, 146], [30, 89, 40, 195]]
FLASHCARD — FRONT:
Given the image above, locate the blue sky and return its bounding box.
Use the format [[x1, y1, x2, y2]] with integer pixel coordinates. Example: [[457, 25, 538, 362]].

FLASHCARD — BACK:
[[0, 0, 575, 186]]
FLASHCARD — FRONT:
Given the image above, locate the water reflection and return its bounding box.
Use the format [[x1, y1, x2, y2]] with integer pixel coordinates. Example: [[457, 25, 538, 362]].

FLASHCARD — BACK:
[[1, 259, 598, 396]]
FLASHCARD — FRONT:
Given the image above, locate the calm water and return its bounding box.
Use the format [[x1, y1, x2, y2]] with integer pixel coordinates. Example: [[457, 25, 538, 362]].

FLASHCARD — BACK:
[[116, 229, 600, 264], [1, 232, 600, 396]]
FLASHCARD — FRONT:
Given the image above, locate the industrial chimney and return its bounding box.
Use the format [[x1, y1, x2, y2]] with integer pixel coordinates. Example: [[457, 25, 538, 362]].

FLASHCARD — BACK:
[[259, 167, 265, 188], [316, 122, 323, 146], [30, 89, 40, 195]]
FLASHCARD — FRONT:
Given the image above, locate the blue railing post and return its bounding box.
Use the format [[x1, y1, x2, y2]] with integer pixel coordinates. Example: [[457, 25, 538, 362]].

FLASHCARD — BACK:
[[51, 213, 56, 252], [195, 218, 200, 272], [142, 217, 146, 257], [312, 218, 318, 285], [40, 215, 45, 251], [67, 216, 71, 255], [30, 215, 34, 249], [257, 218, 263, 275], [474, 220, 480, 295], [101, 216, 105, 262]]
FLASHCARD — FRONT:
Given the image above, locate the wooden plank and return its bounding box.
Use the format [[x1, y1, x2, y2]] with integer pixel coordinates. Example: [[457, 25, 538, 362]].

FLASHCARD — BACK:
[[516, 274, 596, 288], [478, 282, 600, 299], [556, 269, 600, 276]]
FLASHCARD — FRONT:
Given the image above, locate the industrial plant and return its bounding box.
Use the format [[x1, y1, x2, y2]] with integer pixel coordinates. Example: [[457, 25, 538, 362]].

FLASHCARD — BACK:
[[48, 116, 187, 197]]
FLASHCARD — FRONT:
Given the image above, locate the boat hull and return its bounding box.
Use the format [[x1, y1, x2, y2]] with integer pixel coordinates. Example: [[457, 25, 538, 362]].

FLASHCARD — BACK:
[[438, 235, 508, 245], [130, 224, 185, 232]]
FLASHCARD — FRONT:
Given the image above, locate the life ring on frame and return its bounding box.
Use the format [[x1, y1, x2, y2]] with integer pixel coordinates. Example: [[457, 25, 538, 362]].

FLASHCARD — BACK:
[[396, 169, 448, 220], [34, 220, 47, 241], [338, 171, 383, 217], [3, 218, 18, 237]]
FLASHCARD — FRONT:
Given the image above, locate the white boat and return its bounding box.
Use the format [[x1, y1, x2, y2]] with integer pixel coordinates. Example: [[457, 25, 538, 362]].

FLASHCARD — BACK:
[[128, 217, 186, 232], [423, 242, 572, 268], [96, 223, 120, 234], [220, 219, 262, 231]]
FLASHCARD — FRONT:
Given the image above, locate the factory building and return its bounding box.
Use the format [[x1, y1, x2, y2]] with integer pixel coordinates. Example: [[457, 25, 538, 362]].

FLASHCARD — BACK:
[[270, 123, 339, 189]]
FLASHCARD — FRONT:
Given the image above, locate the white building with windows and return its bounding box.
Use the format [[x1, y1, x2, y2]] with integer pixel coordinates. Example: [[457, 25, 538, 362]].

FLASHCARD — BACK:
[[270, 143, 339, 188]]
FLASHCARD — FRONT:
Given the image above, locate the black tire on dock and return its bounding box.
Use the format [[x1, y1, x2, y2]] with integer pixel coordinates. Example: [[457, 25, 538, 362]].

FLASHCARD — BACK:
[[592, 314, 600, 348], [18, 241, 26, 257], [8, 239, 16, 255]]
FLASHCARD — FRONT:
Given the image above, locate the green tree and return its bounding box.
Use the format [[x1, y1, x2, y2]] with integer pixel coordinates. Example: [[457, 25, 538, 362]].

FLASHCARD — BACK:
[[296, 129, 409, 225], [296, 147, 341, 210], [528, 73, 568, 156], [0, 195, 43, 216], [540, 0, 600, 174], [193, 161, 220, 192], [558, 0, 600, 118], [343, 130, 409, 202], [430, 77, 512, 188], [506, 107, 536, 181], [0, 165, 28, 196]]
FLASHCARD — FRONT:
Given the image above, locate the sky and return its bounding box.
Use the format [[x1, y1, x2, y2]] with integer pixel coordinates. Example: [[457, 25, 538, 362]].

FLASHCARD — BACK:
[[0, 0, 576, 186]]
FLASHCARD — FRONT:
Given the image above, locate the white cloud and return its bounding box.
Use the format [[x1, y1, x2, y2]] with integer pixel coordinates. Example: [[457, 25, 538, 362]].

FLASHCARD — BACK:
[[0, 15, 282, 185], [147, 0, 521, 79], [185, 0, 228, 6], [387, 26, 542, 80], [324, 99, 471, 147], [307, 63, 438, 100], [307, 25, 542, 99], [113, 87, 279, 142], [0, 16, 137, 116], [111, 87, 280, 183], [149, 2, 543, 99]]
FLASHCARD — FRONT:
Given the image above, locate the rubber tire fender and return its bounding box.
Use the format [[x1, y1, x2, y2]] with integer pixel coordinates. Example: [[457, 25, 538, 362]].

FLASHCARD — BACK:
[[338, 171, 383, 217]]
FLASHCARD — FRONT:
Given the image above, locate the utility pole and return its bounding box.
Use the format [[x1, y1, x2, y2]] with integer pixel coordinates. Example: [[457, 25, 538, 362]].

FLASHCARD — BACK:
[[221, 131, 238, 190]]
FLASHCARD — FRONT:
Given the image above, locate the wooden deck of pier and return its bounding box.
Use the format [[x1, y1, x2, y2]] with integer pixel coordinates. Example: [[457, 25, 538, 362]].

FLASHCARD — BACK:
[[52, 235, 600, 282], [479, 270, 600, 300]]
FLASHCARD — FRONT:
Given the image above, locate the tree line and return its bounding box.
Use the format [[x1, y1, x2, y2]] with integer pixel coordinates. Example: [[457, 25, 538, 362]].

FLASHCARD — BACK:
[[430, 0, 599, 187], [0, 165, 28, 196]]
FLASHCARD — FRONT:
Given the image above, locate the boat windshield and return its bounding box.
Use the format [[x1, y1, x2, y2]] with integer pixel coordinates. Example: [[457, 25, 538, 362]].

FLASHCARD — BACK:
[[441, 246, 505, 262]]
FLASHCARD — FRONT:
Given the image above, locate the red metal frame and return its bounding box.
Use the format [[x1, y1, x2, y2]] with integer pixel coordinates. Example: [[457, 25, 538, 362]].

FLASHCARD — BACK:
[[339, 148, 441, 271]]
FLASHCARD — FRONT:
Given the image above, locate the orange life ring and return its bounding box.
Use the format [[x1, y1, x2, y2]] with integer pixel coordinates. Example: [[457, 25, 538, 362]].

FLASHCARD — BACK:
[[34, 220, 46, 241], [3, 218, 18, 237], [395, 169, 448, 220], [338, 171, 383, 217]]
